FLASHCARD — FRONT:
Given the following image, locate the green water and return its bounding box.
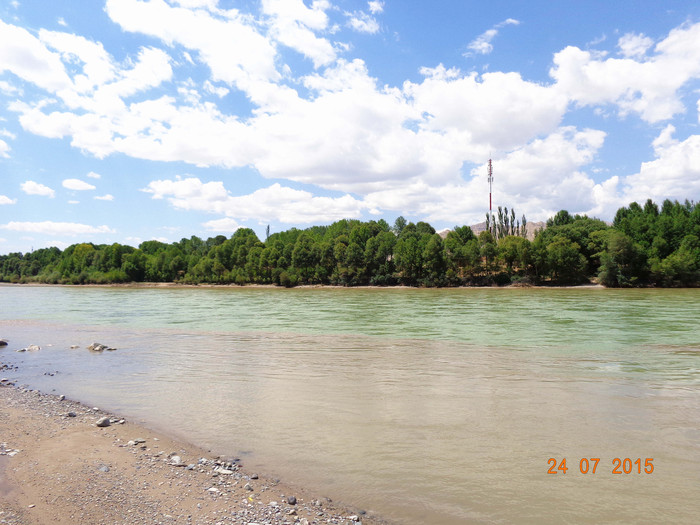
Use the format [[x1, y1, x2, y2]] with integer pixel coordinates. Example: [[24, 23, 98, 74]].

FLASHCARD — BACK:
[[1, 285, 699, 524]]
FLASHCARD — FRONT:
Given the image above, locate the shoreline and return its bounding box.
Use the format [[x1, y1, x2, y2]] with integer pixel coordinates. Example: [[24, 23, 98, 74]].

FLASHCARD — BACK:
[[0, 366, 386, 525], [0, 281, 606, 290]]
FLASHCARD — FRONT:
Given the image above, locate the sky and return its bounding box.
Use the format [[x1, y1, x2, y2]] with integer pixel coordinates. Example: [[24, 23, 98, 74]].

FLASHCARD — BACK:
[[1, 0, 700, 253]]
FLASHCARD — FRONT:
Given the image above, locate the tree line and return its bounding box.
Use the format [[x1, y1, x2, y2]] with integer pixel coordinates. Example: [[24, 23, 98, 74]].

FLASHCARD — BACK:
[[1, 199, 698, 288]]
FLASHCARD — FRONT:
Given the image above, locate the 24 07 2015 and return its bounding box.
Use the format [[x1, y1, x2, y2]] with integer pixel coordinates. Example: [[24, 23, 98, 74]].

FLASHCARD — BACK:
[[547, 457, 654, 474]]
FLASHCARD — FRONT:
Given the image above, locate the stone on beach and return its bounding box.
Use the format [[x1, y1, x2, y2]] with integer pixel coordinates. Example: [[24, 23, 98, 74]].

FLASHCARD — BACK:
[[95, 416, 111, 427], [87, 342, 117, 352], [16, 344, 40, 352]]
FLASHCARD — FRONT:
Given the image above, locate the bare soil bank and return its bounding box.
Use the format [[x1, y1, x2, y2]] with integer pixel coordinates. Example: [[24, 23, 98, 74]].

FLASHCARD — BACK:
[[0, 379, 385, 525]]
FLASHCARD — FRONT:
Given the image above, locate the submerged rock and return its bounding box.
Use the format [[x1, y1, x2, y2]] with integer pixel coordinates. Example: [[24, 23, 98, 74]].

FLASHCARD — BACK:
[[0, 339, 8, 346]]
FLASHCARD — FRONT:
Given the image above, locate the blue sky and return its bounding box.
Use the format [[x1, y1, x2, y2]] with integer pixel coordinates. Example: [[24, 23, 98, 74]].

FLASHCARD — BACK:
[[1, 0, 700, 253]]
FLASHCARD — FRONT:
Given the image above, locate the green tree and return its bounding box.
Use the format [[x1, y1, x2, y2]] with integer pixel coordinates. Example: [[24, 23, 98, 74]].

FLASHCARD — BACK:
[[597, 231, 647, 287], [422, 234, 446, 285], [393, 216, 407, 236], [546, 236, 587, 284], [292, 233, 318, 283], [121, 250, 147, 282]]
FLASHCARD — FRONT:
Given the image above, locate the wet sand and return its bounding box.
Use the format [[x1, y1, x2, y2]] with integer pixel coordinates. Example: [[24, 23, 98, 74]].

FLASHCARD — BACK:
[[0, 377, 385, 525]]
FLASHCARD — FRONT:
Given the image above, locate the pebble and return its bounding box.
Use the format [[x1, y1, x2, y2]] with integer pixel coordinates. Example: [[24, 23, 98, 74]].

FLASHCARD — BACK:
[[87, 342, 117, 352], [95, 416, 111, 427], [287, 496, 297, 505]]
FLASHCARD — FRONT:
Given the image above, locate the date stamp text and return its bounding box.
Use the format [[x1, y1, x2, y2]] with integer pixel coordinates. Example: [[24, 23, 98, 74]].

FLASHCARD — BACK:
[[547, 457, 654, 475]]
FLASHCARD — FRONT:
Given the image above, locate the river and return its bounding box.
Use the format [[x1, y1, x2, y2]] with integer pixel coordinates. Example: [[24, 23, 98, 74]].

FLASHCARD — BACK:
[[1, 284, 699, 524]]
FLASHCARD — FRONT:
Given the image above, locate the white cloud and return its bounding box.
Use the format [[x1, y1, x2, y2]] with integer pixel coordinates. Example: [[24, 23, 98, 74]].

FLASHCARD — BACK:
[[94, 194, 115, 201], [363, 126, 607, 223], [406, 66, 568, 151], [203, 80, 229, 98], [368, 1, 384, 15], [0, 138, 9, 158], [263, 0, 337, 67], [0, 19, 72, 93], [172, 0, 218, 9], [0, 80, 20, 95], [86, 171, 101, 179], [202, 217, 241, 232], [0, 195, 17, 205], [551, 22, 700, 123], [225, 184, 366, 223], [62, 178, 96, 191], [68, 200, 80, 204], [0, 221, 115, 236], [143, 177, 367, 224], [466, 18, 520, 56], [106, 0, 279, 87], [617, 32, 653, 58], [620, 126, 700, 204], [143, 176, 229, 203], [21, 181, 55, 198], [347, 11, 380, 34]]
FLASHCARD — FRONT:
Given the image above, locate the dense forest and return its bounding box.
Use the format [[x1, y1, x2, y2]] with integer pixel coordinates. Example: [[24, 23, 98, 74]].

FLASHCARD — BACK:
[[1, 199, 699, 288]]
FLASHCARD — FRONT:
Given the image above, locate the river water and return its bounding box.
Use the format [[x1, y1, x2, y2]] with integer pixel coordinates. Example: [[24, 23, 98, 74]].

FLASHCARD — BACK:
[[1, 285, 699, 524]]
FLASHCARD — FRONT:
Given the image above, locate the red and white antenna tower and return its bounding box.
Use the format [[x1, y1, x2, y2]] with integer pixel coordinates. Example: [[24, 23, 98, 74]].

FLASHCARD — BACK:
[[488, 158, 494, 226]]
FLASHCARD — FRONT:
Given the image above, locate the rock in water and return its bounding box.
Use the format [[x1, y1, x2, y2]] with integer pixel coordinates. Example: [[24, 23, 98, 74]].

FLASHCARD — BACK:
[[0, 339, 8, 347], [95, 416, 111, 427]]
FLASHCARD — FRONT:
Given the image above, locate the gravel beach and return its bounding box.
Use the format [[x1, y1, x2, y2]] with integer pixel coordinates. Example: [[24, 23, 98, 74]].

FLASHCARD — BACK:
[[0, 364, 386, 525]]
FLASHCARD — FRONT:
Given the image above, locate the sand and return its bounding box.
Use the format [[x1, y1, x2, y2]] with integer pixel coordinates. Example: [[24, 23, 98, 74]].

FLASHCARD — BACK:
[[0, 379, 385, 525]]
